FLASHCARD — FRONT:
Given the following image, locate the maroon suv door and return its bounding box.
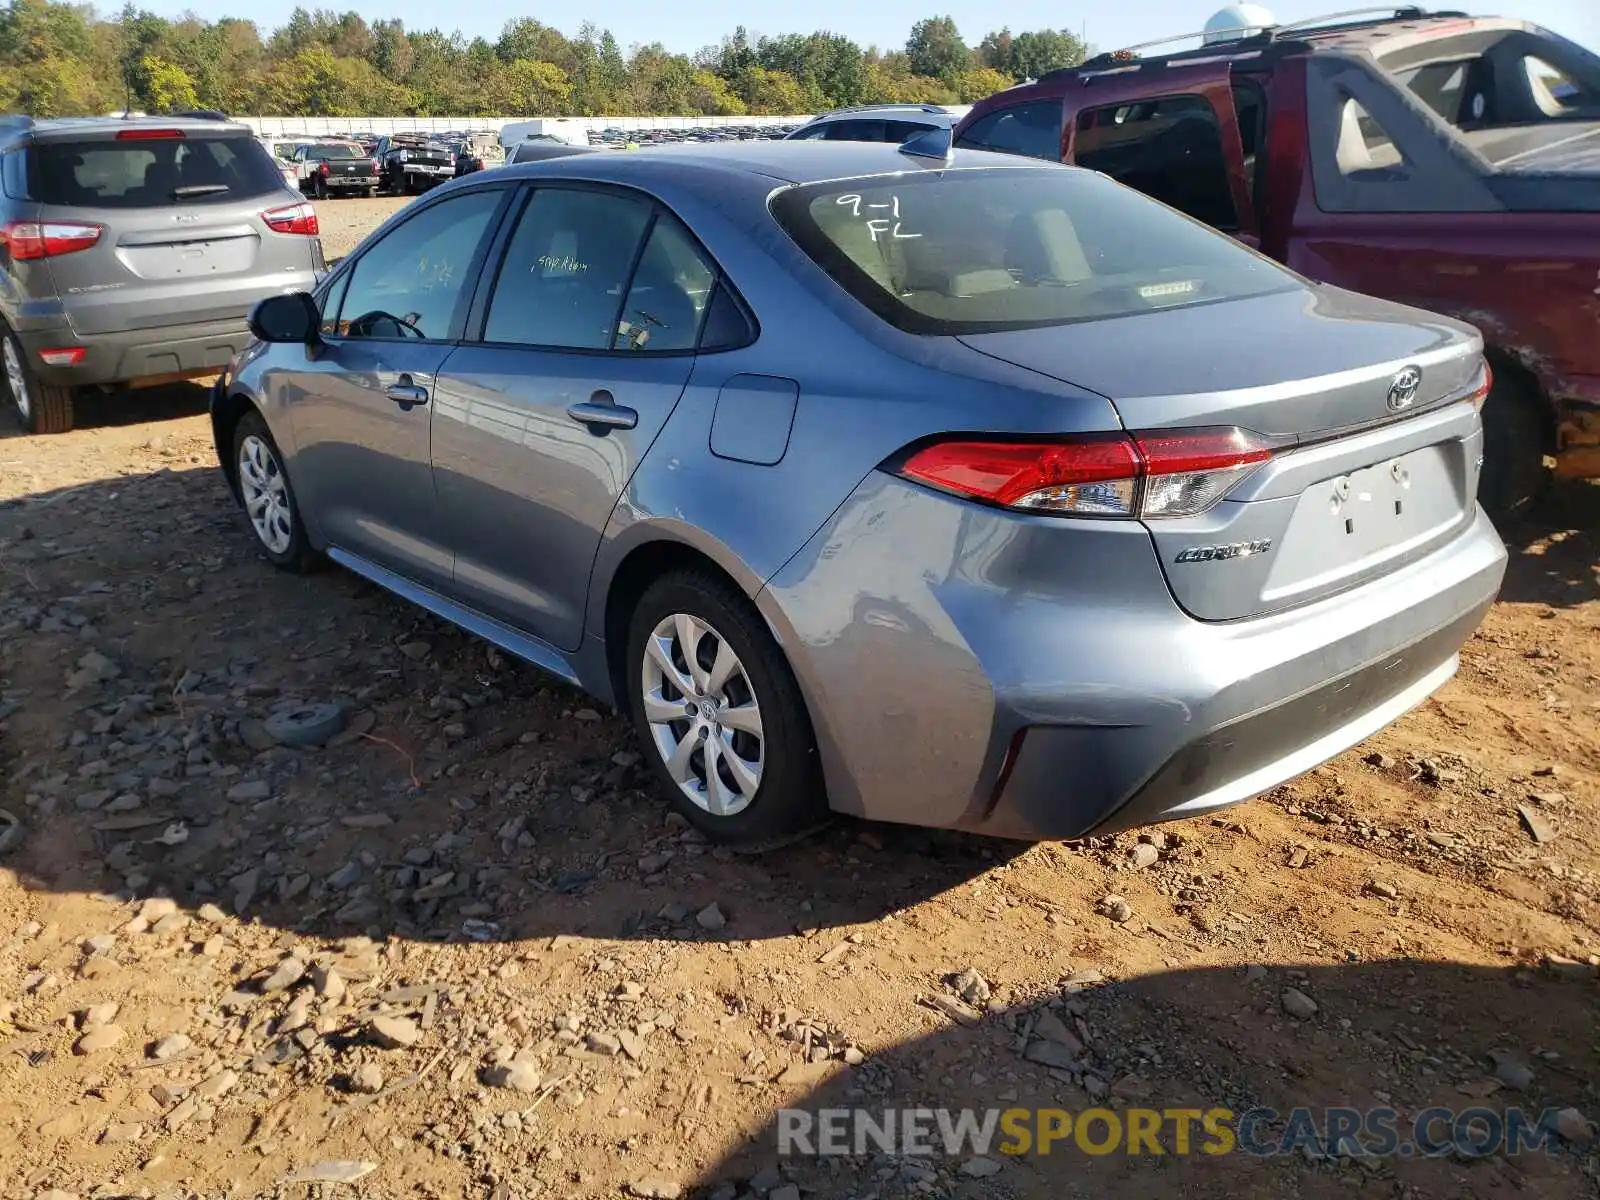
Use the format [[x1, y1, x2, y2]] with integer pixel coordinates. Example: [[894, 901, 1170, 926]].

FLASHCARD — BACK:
[[1057, 61, 1260, 246]]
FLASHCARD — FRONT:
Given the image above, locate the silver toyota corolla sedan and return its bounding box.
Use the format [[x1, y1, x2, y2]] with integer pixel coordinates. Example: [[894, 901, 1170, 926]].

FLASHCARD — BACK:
[[213, 139, 1507, 843]]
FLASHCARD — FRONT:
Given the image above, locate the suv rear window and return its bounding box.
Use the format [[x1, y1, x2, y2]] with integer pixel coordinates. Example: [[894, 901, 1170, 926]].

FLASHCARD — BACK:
[[30, 135, 284, 208], [307, 144, 364, 159], [771, 167, 1295, 335]]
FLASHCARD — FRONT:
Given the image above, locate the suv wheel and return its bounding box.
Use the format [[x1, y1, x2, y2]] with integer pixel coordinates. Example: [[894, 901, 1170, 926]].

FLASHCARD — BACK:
[[2, 331, 73, 434], [233, 409, 317, 572], [1478, 372, 1548, 525], [625, 570, 824, 842]]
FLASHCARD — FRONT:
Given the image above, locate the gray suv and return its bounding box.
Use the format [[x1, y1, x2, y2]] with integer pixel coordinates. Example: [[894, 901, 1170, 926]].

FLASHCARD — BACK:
[[784, 103, 956, 144], [0, 114, 323, 433]]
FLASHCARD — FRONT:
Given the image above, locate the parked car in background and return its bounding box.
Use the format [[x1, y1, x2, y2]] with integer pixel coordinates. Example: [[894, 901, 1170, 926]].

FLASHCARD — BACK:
[[505, 139, 597, 165], [452, 133, 505, 177], [374, 134, 455, 193], [257, 136, 298, 190], [0, 114, 321, 434], [786, 103, 957, 144], [953, 9, 1600, 518], [292, 140, 378, 198], [212, 140, 1504, 845]]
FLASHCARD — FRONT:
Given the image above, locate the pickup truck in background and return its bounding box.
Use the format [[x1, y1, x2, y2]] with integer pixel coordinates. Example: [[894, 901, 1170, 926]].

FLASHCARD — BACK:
[[374, 134, 456, 194], [290, 141, 378, 199], [954, 8, 1600, 520]]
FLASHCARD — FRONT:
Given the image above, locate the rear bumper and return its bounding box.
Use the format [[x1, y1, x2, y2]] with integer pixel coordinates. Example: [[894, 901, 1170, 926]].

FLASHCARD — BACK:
[[761, 476, 1506, 841], [319, 176, 377, 190], [17, 318, 254, 388]]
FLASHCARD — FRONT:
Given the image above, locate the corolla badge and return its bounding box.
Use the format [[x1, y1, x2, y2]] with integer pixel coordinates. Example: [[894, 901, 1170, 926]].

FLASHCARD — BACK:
[[1386, 365, 1422, 412], [173, 211, 201, 224], [1174, 539, 1272, 564]]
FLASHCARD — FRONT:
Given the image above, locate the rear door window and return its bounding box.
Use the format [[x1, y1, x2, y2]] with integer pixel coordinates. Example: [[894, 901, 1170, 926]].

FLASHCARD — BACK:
[[30, 135, 285, 208], [482, 187, 653, 349], [1072, 94, 1239, 230], [955, 101, 1064, 161], [613, 214, 717, 352]]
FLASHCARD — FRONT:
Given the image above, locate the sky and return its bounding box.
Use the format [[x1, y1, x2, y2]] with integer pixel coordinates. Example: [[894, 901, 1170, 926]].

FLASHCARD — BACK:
[[140, 0, 1599, 57]]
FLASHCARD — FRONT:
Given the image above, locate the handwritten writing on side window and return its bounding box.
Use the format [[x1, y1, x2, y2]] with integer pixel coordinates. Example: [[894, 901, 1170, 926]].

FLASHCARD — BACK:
[[536, 254, 588, 274], [834, 194, 922, 242]]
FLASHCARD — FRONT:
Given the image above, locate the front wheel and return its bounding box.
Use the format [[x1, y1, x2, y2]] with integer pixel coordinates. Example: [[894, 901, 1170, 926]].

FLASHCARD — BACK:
[[232, 409, 318, 573], [625, 570, 824, 842], [1478, 372, 1548, 525]]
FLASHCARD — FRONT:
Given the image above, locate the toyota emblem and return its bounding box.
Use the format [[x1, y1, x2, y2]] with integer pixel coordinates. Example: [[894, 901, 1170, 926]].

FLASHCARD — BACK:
[[1386, 366, 1422, 412]]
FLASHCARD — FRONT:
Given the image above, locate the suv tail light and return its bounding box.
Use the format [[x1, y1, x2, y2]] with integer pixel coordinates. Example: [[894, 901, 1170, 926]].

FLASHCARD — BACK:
[[262, 202, 319, 236], [1, 220, 102, 260], [895, 428, 1278, 519], [318, 162, 330, 176]]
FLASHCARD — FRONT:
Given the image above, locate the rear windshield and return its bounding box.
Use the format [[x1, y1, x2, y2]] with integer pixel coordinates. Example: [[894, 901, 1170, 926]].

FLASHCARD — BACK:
[[30, 135, 285, 209], [309, 144, 364, 159], [770, 167, 1297, 334]]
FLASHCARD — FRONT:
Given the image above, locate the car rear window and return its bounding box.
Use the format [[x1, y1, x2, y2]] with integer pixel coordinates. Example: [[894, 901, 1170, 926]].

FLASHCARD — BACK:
[[30, 135, 285, 208], [770, 167, 1296, 334]]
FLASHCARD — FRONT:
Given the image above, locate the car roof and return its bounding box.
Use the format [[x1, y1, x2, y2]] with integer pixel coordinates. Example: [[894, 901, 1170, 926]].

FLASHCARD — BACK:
[[494, 140, 1057, 188], [0, 114, 255, 148]]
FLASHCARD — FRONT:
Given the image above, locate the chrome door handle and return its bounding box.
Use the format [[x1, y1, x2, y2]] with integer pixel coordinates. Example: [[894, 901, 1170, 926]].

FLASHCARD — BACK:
[[386, 381, 429, 407], [566, 391, 637, 432]]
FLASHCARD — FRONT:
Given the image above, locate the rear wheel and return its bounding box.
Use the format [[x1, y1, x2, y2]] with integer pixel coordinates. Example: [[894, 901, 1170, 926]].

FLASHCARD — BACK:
[[625, 570, 824, 843], [1478, 371, 1548, 525], [2, 331, 73, 434]]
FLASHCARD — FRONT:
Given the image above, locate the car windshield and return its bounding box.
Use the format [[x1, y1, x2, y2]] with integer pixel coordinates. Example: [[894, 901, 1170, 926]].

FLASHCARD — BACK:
[[770, 167, 1298, 334], [311, 144, 363, 159], [30, 135, 285, 208]]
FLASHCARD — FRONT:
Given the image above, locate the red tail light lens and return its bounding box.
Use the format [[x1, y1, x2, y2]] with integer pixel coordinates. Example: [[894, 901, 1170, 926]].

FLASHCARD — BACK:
[[318, 162, 330, 176], [262, 202, 319, 236], [896, 427, 1278, 519], [115, 128, 185, 140], [39, 346, 87, 366], [1465, 358, 1492, 410], [1, 220, 102, 260]]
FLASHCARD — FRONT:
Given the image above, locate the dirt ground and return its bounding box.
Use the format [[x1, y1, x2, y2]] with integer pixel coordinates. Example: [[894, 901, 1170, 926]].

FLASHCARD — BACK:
[[0, 197, 1597, 1200]]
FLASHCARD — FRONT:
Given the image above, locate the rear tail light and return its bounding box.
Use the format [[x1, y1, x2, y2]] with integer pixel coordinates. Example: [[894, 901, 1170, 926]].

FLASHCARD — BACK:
[[262, 202, 319, 236], [1, 220, 102, 260], [38, 346, 86, 366], [895, 427, 1278, 520], [318, 162, 330, 176], [115, 128, 185, 140], [1465, 358, 1493, 411]]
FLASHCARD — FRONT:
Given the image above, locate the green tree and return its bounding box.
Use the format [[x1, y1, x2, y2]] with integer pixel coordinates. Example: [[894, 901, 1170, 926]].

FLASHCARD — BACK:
[[495, 58, 571, 113], [141, 53, 197, 110], [905, 15, 968, 84], [1010, 29, 1085, 79], [736, 65, 807, 114]]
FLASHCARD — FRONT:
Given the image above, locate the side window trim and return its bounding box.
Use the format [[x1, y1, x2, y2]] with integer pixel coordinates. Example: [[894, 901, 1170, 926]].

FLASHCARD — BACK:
[[325, 183, 516, 345]]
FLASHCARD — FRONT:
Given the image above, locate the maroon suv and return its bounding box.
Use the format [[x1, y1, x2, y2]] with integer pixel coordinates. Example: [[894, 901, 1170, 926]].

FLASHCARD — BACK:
[[954, 9, 1600, 518]]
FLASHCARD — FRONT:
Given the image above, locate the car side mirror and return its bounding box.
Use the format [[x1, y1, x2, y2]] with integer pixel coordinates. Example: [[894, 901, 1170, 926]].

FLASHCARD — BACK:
[[249, 292, 320, 344]]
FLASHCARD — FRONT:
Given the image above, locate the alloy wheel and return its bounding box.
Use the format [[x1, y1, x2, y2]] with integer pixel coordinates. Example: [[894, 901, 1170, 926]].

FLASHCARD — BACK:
[[238, 434, 293, 555], [3, 337, 31, 423], [640, 613, 765, 817]]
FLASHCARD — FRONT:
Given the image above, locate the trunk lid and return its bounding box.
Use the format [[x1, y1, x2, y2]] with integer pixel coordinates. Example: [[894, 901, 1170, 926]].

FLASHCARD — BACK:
[[31, 129, 312, 336], [959, 284, 1487, 621]]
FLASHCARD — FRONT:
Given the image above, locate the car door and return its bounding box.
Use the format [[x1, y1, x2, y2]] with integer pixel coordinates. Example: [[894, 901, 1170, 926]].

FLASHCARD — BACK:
[[430, 184, 714, 651], [1058, 62, 1260, 244], [284, 184, 512, 591]]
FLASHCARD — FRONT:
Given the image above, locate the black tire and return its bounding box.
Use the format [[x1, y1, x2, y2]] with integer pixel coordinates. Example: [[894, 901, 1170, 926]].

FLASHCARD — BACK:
[[625, 569, 824, 843], [230, 408, 318, 573], [2, 329, 73, 434], [1478, 371, 1548, 525]]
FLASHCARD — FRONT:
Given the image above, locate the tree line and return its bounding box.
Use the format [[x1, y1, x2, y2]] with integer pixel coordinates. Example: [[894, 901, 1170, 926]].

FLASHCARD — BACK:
[[0, 3, 1089, 118]]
